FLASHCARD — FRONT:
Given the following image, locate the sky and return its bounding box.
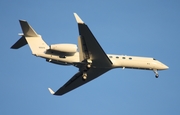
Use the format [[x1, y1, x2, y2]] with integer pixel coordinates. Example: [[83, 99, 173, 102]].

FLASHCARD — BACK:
[[1, 0, 180, 115]]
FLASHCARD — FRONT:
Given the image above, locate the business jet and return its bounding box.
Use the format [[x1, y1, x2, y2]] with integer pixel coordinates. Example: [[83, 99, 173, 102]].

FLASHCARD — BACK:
[[11, 13, 168, 96]]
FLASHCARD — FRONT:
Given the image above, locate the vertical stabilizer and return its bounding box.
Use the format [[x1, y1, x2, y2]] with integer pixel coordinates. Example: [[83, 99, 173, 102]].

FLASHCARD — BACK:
[[11, 20, 49, 55], [19, 20, 39, 37]]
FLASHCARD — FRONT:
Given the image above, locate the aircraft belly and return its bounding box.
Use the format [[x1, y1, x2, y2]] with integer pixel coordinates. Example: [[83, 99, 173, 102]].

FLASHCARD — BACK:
[[37, 53, 80, 63]]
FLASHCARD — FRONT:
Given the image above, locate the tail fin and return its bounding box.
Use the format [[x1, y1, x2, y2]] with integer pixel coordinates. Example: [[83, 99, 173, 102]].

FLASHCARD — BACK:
[[11, 20, 49, 55]]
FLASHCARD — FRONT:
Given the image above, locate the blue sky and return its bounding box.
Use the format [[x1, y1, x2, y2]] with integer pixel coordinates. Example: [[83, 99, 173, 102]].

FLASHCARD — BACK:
[[1, 0, 180, 115]]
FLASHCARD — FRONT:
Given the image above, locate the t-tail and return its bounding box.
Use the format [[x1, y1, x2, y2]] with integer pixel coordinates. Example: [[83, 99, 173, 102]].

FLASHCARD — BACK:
[[11, 20, 49, 55]]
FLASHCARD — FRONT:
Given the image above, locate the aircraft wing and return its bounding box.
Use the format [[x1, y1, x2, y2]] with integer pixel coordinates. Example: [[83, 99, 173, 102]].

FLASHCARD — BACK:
[[48, 68, 110, 95], [48, 13, 113, 96], [74, 13, 112, 67]]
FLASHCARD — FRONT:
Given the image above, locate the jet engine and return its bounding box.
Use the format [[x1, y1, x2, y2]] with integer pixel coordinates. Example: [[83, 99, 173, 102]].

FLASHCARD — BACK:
[[48, 44, 78, 56], [50, 44, 77, 53]]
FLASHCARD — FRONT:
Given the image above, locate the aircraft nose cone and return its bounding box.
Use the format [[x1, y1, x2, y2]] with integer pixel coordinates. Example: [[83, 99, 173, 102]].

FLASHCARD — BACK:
[[163, 64, 169, 70]]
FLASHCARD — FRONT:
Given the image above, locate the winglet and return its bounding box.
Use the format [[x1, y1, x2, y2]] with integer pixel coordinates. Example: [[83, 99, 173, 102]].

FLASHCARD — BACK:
[[48, 88, 55, 95], [74, 13, 84, 24]]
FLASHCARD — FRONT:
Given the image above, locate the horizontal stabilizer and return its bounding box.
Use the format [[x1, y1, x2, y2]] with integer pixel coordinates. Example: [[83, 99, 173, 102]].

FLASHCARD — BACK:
[[48, 88, 55, 95], [11, 36, 27, 49], [19, 20, 39, 37]]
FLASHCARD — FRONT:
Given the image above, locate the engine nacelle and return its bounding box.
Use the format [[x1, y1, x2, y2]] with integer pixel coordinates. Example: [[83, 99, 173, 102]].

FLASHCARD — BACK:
[[50, 44, 77, 56]]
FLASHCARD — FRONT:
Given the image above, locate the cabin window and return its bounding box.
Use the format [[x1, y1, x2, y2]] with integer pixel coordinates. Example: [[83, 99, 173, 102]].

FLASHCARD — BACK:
[[116, 56, 119, 59], [129, 57, 132, 60], [122, 57, 126, 59], [153, 58, 156, 60], [109, 56, 113, 58]]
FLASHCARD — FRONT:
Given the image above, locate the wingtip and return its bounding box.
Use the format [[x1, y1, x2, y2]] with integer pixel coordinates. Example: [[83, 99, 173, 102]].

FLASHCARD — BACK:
[[19, 20, 27, 23], [73, 13, 84, 24], [48, 88, 55, 95]]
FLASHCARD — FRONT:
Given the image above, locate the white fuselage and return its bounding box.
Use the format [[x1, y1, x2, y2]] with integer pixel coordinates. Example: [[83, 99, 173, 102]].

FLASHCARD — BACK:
[[11, 14, 169, 96], [37, 52, 168, 71]]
